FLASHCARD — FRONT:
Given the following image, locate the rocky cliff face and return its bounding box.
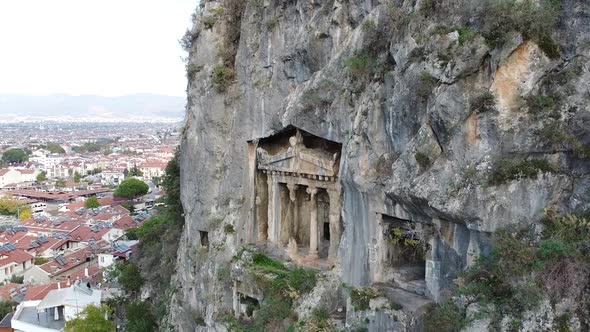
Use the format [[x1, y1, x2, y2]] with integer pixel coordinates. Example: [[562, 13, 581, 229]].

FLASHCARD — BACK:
[[170, 0, 590, 330]]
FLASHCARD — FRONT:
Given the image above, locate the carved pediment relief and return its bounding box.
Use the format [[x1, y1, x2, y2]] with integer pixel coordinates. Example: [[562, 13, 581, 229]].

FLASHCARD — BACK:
[[257, 130, 340, 177]]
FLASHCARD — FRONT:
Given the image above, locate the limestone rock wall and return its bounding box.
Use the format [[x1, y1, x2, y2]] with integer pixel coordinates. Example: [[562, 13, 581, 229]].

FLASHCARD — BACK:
[[171, 0, 590, 330]]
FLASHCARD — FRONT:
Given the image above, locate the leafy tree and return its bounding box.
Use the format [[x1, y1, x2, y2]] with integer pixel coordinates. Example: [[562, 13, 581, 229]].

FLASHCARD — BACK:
[[44, 143, 65, 154], [120, 202, 135, 213], [36, 171, 47, 182], [117, 263, 144, 293], [136, 216, 167, 241], [64, 305, 115, 332], [0, 197, 18, 216], [125, 228, 139, 240], [85, 196, 100, 209], [72, 142, 109, 154], [1, 148, 28, 164], [152, 176, 162, 187], [9, 275, 23, 284], [55, 179, 66, 188], [0, 301, 15, 319], [125, 301, 156, 332], [128, 164, 143, 177], [163, 149, 183, 223], [125, 149, 184, 326], [19, 208, 32, 221], [74, 172, 82, 183], [89, 168, 103, 175], [114, 178, 149, 200]]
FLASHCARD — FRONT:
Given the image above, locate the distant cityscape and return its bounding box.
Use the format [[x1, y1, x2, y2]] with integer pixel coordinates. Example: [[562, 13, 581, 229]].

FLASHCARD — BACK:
[[0, 121, 180, 330], [0, 122, 180, 194]]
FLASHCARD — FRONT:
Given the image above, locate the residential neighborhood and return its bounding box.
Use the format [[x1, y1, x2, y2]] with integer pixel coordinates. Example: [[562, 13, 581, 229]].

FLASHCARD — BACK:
[[0, 122, 178, 331]]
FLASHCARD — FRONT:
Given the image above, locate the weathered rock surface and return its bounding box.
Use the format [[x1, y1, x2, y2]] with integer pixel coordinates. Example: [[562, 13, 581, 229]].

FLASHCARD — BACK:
[[170, 0, 590, 330]]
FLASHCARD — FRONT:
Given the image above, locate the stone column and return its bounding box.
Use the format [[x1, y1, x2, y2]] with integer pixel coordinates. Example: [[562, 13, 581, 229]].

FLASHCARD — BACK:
[[287, 183, 298, 242], [255, 195, 266, 243], [267, 173, 279, 244], [233, 281, 239, 319], [307, 186, 319, 259], [327, 187, 342, 260]]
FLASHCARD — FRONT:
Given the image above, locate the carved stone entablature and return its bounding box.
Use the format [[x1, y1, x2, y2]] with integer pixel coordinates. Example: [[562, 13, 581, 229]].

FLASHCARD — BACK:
[[257, 130, 340, 179]]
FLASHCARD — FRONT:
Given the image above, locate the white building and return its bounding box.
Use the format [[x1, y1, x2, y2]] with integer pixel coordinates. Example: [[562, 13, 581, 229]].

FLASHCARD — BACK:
[[11, 282, 102, 332], [0, 249, 35, 283], [0, 169, 22, 188]]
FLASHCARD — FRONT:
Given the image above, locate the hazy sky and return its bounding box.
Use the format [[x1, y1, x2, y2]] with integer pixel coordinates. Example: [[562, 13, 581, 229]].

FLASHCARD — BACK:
[[0, 0, 197, 97]]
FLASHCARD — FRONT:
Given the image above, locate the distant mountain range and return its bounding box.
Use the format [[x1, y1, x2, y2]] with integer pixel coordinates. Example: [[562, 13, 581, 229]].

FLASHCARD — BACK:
[[0, 94, 185, 123]]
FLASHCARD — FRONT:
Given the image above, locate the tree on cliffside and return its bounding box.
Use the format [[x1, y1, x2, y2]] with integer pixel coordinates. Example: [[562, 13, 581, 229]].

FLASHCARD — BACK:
[[123, 148, 183, 327], [114, 178, 149, 200]]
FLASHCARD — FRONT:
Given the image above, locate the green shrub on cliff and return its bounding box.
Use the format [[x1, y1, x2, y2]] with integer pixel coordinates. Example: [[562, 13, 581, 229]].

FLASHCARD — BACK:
[[424, 300, 467, 332], [229, 251, 317, 331], [344, 50, 376, 81], [212, 65, 235, 93], [482, 0, 561, 58], [487, 158, 553, 186], [417, 72, 438, 102]]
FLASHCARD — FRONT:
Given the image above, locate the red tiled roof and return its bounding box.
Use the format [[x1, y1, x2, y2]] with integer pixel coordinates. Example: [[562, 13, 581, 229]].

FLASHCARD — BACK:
[[0, 249, 34, 267], [92, 213, 114, 221], [0, 283, 24, 301], [140, 162, 167, 169], [38, 248, 95, 276], [0, 232, 30, 245], [65, 197, 127, 211], [68, 226, 110, 243], [23, 281, 68, 301], [18, 218, 82, 234], [6, 189, 112, 202], [14, 235, 38, 250], [70, 266, 100, 282], [34, 238, 70, 254], [113, 216, 134, 231]]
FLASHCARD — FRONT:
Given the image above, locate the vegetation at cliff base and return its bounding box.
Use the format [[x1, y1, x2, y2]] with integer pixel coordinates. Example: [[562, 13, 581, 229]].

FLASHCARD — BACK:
[[64, 305, 115, 332], [427, 211, 590, 329], [120, 149, 184, 328], [227, 250, 317, 331]]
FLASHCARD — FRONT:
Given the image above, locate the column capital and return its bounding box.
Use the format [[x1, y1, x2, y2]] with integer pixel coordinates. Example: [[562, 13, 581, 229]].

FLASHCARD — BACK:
[[306, 186, 318, 196], [286, 183, 298, 202]]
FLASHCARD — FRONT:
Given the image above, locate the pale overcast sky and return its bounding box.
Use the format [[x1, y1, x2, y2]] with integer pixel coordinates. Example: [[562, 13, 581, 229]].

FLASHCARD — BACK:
[[0, 0, 197, 97]]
